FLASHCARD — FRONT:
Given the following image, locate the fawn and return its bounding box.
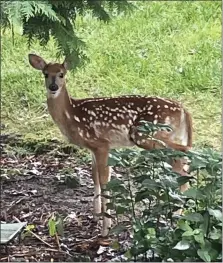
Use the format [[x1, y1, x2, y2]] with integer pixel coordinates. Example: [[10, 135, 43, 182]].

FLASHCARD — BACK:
[[28, 54, 192, 237]]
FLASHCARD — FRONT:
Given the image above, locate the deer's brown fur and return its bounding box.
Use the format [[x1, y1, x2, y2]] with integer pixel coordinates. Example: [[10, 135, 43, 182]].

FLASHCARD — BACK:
[[28, 54, 193, 237]]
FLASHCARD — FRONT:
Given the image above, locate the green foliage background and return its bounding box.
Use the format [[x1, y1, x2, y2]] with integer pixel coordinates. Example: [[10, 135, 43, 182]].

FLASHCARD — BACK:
[[1, 1, 221, 149]]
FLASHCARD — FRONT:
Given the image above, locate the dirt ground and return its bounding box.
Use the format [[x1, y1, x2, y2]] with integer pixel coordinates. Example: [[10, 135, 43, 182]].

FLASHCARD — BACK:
[[0, 133, 130, 262]]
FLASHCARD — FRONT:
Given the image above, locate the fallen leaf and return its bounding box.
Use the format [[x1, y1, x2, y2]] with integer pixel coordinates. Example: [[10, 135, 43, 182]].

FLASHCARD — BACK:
[[97, 245, 107, 255]]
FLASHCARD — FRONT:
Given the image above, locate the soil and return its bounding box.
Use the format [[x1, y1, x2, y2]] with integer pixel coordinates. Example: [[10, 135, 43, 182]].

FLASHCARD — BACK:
[[0, 133, 130, 262]]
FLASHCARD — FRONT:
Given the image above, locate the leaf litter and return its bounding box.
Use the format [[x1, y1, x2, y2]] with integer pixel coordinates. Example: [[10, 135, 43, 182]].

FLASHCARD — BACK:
[[0, 133, 131, 262]]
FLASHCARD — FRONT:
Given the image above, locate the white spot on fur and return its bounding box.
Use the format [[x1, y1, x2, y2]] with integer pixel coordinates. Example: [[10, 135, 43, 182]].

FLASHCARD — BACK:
[[65, 111, 71, 119], [165, 116, 171, 125], [78, 128, 84, 137], [74, 115, 80, 122], [153, 119, 158, 124], [89, 110, 96, 117]]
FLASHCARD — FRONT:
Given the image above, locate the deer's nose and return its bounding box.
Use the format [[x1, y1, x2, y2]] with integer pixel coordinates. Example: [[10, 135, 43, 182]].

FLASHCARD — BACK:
[[49, 84, 59, 91]]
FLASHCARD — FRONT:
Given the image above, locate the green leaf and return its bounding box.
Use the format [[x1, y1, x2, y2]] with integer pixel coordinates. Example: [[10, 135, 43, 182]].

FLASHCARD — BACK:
[[135, 190, 150, 202], [109, 224, 127, 235], [142, 179, 161, 189], [111, 240, 120, 250], [145, 227, 156, 239], [55, 217, 64, 236], [197, 249, 211, 262], [48, 217, 56, 236], [106, 178, 126, 192], [183, 212, 204, 222], [183, 188, 204, 200], [193, 229, 200, 235], [106, 202, 114, 210], [194, 232, 205, 245], [169, 191, 185, 202], [116, 205, 128, 215], [209, 248, 220, 261], [190, 155, 208, 171], [208, 228, 221, 240], [107, 155, 120, 166], [208, 208, 222, 221], [178, 220, 193, 232], [173, 240, 190, 250], [182, 230, 194, 237], [25, 224, 35, 231], [124, 249, 132, 259], [177, 176, 192, 186], [201, 211, 210, 236]]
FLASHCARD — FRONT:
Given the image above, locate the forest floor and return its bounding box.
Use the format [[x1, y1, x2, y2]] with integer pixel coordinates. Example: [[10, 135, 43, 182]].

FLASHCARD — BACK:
[[1, 133, 129, 262]]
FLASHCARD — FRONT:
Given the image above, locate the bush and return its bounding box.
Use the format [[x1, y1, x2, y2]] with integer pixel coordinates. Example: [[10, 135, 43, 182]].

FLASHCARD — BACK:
[[105, 125, 222, 262]]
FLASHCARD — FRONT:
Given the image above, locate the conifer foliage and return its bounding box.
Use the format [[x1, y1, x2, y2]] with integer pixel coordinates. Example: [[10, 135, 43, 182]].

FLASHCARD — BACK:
[[1, 0, 131, 68]]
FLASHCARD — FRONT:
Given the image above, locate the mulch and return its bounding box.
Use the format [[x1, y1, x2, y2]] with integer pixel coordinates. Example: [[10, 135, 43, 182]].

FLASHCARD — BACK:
[[0, 133, 130, 262]]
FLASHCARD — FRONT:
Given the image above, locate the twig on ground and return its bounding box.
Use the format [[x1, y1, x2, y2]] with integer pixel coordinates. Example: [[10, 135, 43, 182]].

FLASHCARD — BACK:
[[45, 248, 68, 254], [0, 257, 8, 261], [12, 216, 54, 248], [72, 234, 98, 245], [55, 233, 60, 250]]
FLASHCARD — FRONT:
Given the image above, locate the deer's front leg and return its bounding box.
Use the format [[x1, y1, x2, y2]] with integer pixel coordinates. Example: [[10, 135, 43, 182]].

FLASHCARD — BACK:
[[92, 153, 101, 222], [94, 148, 111, 237]]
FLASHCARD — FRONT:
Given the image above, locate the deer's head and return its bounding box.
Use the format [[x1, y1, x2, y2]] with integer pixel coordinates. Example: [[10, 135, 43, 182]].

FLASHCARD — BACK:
[[28, 54, 68, 97]]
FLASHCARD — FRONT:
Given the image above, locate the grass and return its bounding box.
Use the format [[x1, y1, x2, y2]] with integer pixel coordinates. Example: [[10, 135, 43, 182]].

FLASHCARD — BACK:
[[2, 1, 221, 150]]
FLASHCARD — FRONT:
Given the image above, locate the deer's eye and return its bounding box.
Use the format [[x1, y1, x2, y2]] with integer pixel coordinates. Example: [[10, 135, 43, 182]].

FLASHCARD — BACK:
[[59, 73, 64, 78], [44, 73, 48, 78]]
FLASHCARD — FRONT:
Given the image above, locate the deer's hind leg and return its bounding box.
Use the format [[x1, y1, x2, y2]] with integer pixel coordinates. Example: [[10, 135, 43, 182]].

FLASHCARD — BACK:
[[129, 125, 171, 150], [171, 155, 190, 193], [129, 125, 191, 193]]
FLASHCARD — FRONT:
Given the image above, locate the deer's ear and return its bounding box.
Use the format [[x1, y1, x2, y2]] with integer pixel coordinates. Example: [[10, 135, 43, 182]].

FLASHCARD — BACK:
[[28, 54, 47, 70], [62, 58, 69, 71]]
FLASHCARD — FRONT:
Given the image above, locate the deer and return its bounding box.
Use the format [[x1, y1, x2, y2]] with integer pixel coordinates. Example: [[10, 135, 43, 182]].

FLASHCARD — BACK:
[[28, 54, 193, 237]]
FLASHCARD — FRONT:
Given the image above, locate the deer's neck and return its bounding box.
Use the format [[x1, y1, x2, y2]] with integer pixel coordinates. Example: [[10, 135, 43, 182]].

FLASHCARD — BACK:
[[47, 85, 73, 123]]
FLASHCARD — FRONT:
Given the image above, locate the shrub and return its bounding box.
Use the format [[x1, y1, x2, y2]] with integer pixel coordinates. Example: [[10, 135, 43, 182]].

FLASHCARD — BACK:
[[106, 125, 222, 262]]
